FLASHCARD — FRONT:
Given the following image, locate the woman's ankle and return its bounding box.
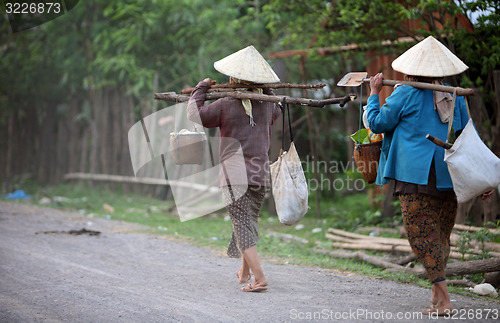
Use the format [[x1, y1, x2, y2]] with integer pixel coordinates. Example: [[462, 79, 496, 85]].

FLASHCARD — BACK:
[[433, 282, 452, 308]]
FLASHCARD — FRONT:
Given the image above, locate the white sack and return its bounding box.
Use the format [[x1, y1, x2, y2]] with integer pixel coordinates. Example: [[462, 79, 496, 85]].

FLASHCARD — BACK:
[[472, 283, 498, 297], [444, 119, 500, 203], [270, 142, 308, 225]]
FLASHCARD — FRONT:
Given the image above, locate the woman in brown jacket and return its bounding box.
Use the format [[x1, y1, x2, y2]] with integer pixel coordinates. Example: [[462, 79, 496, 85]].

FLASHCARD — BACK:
[[187, 46, 281, 292]]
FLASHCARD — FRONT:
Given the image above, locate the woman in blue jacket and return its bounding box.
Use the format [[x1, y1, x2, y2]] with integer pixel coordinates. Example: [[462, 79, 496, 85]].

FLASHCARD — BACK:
[[366, 36, 469, 315]]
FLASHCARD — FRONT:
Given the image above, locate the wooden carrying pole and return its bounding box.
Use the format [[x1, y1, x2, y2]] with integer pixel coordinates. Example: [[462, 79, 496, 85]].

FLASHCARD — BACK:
[[154, 91, 355, 108], [180, 82, 326, 94], [426, 134, 452, 149], [337, 73, 475, 96], [378, 79, 474, 96]]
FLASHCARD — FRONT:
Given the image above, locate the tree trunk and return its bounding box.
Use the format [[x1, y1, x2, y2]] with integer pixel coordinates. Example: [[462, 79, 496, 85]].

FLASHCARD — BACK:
[[318, 249, 500, 278], [395, 254, 417, 266], [121, 93, 135, 193], [488, 70, 500, 222], [483, 191, 498, 224], [37, 105, 56, 183], [456, 201, 469, 224], [111, 89, 120, 191], [444, 258, 500, 277], [4, 114, 14, 188], [68, 98, 80, 173], [316, 249, 412, 271], [381, 180, 395, 219], [484, 271, 500, 288], [446, 279, 476, 287], [55, 112, 68, 183], [491, 71, 500, 155], [89, 89, 101, 179], [80, 127, 90, 174], [298, 56, 321, 219], [100, 89, 109, 176]]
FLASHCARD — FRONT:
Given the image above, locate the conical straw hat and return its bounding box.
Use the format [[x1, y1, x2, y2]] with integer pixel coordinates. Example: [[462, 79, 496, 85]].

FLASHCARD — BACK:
[[392, 36, 468, 77], [214, 45, 280, 83]]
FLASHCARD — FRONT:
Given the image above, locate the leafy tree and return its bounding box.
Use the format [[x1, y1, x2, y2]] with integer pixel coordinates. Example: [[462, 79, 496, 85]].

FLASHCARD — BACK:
[[263, 0, 500, 146], [0, 0, 280, 184]]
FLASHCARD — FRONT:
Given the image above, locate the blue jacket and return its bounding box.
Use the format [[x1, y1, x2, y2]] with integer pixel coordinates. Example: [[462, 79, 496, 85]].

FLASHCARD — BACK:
[[367, 85, 469, 190]]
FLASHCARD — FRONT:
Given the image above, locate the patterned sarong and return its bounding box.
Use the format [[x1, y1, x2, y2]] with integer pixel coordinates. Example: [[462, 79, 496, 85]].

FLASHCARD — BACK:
[[399, 193, 457, 283], [222, 185, 266, 258]]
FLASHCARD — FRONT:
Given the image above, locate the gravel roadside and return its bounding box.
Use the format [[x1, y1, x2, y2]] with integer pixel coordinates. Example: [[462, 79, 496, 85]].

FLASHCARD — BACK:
[[0, 201, 498, 322]]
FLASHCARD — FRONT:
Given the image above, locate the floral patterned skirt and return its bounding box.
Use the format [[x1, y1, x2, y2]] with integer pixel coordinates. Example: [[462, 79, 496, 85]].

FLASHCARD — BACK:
[[222, 185, 267, 258], [399, 193, 457, 284]]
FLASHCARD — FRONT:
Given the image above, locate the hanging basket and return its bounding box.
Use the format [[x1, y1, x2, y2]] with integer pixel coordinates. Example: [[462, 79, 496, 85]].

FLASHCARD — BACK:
[[353, 141, 382, 184], [169, 131, 206, 165]]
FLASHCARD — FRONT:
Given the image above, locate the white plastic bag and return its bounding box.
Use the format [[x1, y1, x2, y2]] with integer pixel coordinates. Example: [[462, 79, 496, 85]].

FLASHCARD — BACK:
[[472, 283, 498, 297], [444, 119, 500, 203], [270, 142, 308, 225]]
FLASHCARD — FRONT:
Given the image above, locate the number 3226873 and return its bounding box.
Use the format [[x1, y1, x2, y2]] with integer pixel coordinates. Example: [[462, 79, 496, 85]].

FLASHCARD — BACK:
[[6, 2, 61, 14]]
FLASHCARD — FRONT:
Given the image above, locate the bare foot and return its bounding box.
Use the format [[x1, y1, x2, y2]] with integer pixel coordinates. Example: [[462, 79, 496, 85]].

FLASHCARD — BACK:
[[422, 304, 453, 316], [432, 300, 453, 314], [236, 269, 251, 284], [425, 281, 452, 315]]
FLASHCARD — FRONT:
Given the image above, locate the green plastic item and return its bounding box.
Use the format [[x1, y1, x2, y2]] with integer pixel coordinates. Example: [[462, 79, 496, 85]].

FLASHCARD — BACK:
[[348, 128, 370, 144]]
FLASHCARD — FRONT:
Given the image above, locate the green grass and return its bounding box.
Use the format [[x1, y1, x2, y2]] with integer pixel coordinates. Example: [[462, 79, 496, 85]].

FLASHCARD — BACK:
[[5, 182, 499, 303]]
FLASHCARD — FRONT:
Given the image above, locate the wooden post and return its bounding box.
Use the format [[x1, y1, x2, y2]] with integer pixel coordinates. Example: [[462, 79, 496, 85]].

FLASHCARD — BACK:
[[89, 88, 100, 185], [4, 114, 14, 188], [299, 56, 321, 220]]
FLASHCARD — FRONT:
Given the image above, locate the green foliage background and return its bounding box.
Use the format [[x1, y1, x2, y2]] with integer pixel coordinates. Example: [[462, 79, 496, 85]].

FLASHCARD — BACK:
[[1, 0, 498, 114], [0, 0, 275, 117]]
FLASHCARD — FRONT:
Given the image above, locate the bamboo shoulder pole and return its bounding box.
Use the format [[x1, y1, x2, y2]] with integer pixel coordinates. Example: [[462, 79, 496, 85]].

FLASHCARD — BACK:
[[380, 79, 474, 96]]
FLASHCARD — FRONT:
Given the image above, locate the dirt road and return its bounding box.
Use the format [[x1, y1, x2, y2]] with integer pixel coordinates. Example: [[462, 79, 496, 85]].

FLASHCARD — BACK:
[[0, 201, 498, 322]]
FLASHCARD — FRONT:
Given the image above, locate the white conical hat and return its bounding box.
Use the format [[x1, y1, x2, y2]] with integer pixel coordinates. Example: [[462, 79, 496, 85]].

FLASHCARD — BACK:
[[214, 45, 280, 83], [392, 36, 468, 77]]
